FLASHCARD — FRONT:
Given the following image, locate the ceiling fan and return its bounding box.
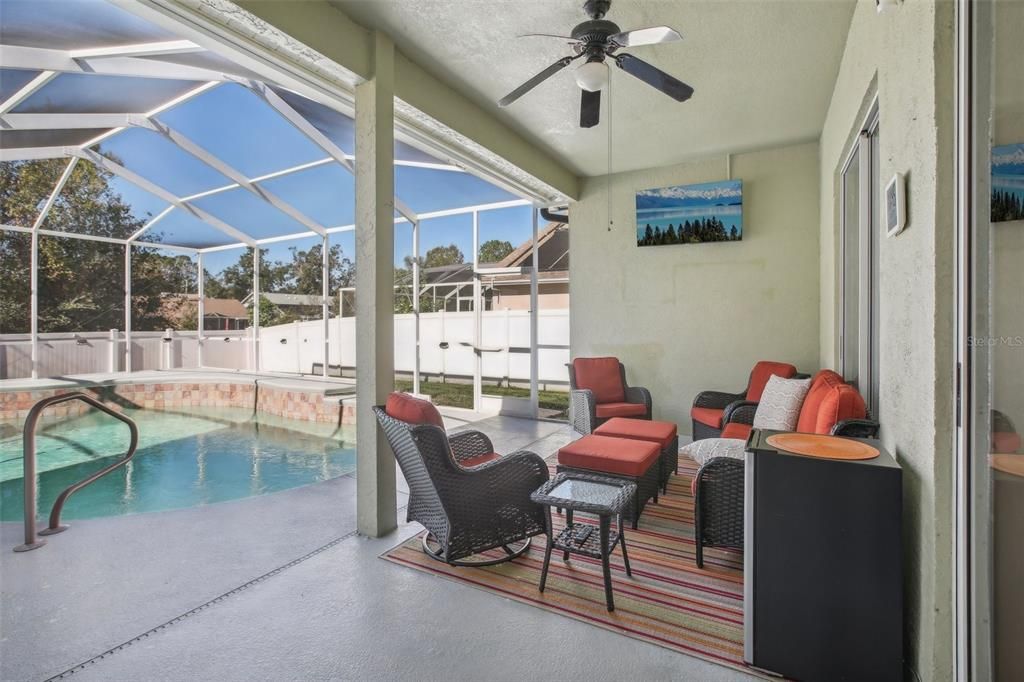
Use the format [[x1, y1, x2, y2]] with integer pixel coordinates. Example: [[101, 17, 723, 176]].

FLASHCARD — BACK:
[[498, 0, 694, 128]]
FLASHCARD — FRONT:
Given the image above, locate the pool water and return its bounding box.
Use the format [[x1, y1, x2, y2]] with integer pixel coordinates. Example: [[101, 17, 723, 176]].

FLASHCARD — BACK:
[[0, 408, 355, 521]]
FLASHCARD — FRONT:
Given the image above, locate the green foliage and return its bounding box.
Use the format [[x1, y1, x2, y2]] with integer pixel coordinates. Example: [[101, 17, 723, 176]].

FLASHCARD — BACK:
[[423, 243, 464, 268], [0, 161, 360, 333], [0, 159, 186, 333], [249, 294, 287, 327], [478, 239, 514, 264]]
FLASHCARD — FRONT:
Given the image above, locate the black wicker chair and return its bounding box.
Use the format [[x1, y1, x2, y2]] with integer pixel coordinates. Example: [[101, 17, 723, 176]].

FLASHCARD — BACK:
[[374, 405, 550, 567], [690, 361, 801, 441], [568, 359, 652, 435], [692, 418, 879, 568]]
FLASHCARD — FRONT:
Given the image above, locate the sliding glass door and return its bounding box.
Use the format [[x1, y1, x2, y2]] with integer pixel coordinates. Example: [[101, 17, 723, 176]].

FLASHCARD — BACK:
[[840, 105, 881, 413], [959, 1, 1024, 679]]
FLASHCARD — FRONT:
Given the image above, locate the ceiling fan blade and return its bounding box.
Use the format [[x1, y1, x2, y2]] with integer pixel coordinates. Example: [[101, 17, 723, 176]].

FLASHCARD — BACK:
[[499, 56, 577, 107], [615, 53, 694, 102], [609, 26, 682, 48], [580, 89, 600, 128], [519, 33, 581, 41]]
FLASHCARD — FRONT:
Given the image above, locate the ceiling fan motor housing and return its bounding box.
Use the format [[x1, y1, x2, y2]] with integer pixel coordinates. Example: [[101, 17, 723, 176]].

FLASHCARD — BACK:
[[571, 19, 621, 47], [583, 0, 612, 20]]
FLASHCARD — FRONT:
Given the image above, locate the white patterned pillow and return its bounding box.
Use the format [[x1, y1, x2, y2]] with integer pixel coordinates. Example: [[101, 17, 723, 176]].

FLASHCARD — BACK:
[[753, 374, 812, 431], [680, 438, 747, 467]]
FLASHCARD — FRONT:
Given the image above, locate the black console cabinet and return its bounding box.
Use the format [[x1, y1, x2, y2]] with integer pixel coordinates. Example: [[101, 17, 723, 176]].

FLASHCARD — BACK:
[[743, 430, 903, 681]]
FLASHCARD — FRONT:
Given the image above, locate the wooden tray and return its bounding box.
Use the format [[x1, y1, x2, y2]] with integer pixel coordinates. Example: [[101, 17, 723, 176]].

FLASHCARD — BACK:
[[766, 433, 879, 461], [991, 454, 1024, 478]]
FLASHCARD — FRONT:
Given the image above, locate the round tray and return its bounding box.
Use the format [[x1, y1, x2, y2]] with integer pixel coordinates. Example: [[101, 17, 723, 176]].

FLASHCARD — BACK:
[[990, 454, 1024, 478], [766, 433, 879, 461]]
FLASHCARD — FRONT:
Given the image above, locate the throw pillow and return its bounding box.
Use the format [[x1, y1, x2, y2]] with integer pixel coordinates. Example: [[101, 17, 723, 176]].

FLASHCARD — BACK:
[[753, 374, 812, 431], [680, 438, 747, 467]]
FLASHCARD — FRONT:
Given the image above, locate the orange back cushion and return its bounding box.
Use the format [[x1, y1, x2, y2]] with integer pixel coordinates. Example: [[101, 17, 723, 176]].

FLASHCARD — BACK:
[[746, 361, 798, 402], [796, 370, 846, 433], [385, 392, 445, 429], [573, 357, 626, 404], [814, 384, 867, 434]]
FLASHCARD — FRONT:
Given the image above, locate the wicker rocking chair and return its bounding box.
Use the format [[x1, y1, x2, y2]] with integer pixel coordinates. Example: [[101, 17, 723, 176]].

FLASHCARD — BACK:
[[374, 396, 549, 567]]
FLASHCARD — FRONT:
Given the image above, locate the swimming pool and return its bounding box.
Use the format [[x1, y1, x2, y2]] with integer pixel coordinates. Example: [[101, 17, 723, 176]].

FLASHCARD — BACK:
[[0, 408, 355, 521]]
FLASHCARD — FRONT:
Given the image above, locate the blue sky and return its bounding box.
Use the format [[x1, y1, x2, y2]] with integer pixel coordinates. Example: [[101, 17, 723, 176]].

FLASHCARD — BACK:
[[92, 83, 535, 276]]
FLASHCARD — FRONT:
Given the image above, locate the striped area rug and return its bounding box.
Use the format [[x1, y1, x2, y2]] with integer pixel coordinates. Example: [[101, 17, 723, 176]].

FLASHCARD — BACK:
[[382, 457, 758, 675]]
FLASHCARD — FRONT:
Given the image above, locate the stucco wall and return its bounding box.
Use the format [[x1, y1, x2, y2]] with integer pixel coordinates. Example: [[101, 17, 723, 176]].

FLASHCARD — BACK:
[[569, 141, 820, 431], [818, 1, 956, 680]]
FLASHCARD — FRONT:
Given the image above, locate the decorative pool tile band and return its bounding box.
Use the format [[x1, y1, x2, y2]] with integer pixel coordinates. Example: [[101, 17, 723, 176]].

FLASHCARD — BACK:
[[0, 383, 355, 426]]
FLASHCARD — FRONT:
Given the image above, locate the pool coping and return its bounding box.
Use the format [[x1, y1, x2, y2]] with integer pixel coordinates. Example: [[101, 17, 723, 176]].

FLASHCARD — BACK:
[[0, 370, 358, 426]]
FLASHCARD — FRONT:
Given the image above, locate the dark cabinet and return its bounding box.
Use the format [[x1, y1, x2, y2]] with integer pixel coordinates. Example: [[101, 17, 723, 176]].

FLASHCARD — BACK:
[[743, 430, 903, 681]]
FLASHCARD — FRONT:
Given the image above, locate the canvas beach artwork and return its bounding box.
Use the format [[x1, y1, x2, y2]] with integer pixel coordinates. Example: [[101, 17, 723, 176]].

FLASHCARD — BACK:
[[992, 143, 1024, 222], [636, 180, 743, 247]]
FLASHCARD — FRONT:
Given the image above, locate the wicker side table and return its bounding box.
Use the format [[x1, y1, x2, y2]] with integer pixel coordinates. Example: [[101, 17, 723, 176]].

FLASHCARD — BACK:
[[531, 472, 636, 611]]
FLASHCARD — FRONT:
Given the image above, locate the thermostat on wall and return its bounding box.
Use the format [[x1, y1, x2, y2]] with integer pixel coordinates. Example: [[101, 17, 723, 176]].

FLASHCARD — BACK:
[[885, 173, 906, 237]]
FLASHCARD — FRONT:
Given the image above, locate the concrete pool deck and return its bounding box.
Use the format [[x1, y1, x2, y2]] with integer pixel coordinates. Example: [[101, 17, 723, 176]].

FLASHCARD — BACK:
[[1, 414, 749, 682]]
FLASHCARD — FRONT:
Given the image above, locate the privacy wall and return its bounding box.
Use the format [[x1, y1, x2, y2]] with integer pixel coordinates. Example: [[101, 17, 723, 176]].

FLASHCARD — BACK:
[[569, 141, 820, 431]]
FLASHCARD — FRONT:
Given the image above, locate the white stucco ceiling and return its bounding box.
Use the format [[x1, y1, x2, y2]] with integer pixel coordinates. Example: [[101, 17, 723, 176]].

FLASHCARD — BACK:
[[331, 0, 856, 177]]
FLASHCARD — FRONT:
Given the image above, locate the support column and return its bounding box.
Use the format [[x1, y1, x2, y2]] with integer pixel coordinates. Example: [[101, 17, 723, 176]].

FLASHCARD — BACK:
[[252, 247, 260, 371], [412, 221, 421, 395], [124, 245, 132, 372], [530, 206, 539, 417], [30, 231, 38, 379], [322, 234, 330, 377], [472, 210, 482, 412], [355, 31, 398, 538], [197, 252, 205, 367]]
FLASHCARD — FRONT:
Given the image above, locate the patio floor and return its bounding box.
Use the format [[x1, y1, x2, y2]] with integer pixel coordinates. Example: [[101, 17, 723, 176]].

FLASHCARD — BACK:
[[1, 414, 754, 681]]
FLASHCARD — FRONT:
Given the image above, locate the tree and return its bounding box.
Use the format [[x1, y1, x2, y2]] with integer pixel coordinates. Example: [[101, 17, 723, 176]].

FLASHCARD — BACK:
[[287, 242, 355, 294], [0, 159, 195, 333], [423, 244, 464, 268], [478, 239, 514, 264], [218, 247, 288, 302], [249, 294, 286, 327]]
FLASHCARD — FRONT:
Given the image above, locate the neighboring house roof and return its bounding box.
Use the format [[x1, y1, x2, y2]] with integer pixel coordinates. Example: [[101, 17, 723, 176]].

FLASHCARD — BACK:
[[160, 295, 247, 323], [407, 222, 569, 288], [241, 293, 329, 307]]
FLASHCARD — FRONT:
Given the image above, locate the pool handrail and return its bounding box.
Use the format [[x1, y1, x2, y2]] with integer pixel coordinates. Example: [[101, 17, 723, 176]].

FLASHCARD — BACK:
[[13, 392, 139, 553]]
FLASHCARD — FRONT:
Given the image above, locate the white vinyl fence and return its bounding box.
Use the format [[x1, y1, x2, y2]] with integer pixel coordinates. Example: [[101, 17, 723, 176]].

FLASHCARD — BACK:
[[0, 309, 570, 384]]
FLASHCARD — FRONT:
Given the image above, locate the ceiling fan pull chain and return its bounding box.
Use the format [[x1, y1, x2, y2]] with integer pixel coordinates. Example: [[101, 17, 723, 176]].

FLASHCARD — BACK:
[[607, 69, 613, 231]]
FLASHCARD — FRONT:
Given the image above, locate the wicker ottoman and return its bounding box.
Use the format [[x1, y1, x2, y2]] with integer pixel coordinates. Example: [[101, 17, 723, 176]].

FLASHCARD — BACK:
[[593, 417, 679, 493], [556, 434, 660, 529]]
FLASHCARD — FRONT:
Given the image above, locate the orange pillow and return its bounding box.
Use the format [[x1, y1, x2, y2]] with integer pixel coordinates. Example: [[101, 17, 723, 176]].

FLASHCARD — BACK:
[[815, 384, 867, 434], [573, 357, 626, 404], [385, 392, 444, 429], [796, 370, 846, 433]]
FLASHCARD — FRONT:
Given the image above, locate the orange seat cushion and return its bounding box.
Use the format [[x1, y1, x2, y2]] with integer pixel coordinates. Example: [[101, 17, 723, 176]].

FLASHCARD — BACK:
[[459, 452, 501, 468], [690, 406, 724, 429], [385, 392, 444, 429], [558, 435, 660, 477], [596, 402, 648, 419], [594, 417, 677, 448], [747, 361, 798, 402], [721, 422, 752, 440], [573, 357, 626, 404]]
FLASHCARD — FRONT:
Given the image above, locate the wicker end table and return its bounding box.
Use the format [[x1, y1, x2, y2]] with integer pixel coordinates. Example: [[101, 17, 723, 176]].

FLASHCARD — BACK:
[[530, 472, 636, 611]]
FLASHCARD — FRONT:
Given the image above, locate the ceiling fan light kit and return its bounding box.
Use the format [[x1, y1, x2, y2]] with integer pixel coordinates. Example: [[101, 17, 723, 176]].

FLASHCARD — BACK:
[[575, 60, 608, 92], [498, 0, 693, 128]]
